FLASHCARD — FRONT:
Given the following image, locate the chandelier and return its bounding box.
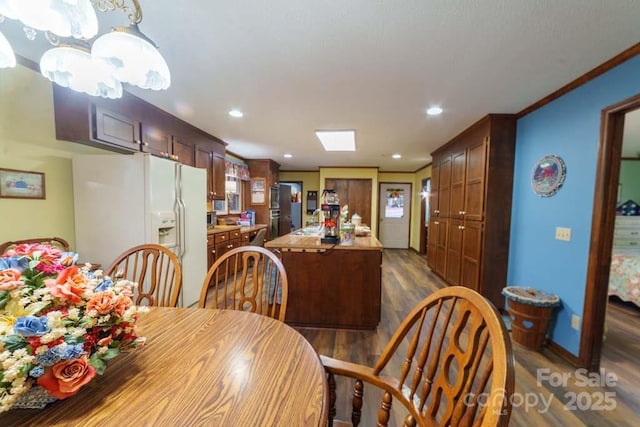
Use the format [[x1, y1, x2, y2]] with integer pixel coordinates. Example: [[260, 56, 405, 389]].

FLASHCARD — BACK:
[[0, 0, 170, 99]]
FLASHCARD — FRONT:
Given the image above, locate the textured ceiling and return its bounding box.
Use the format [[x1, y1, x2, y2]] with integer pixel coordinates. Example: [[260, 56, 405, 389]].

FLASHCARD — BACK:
[[3, 1, 640, 170]]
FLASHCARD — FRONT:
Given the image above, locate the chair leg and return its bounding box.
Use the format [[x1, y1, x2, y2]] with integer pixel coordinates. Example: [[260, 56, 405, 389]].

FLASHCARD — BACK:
[[377, 391, 392, 426], [328, 372, 336, 426], [352, 379, 363, 426]]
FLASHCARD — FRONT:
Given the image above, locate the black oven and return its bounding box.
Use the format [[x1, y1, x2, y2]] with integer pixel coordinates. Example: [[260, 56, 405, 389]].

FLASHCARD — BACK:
[[269, 185, 280, 209], [269, 209, 280, 238]]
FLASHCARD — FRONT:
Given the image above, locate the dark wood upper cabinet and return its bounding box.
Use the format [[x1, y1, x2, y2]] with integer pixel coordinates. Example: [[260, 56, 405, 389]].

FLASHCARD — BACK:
[[90, 105, 141, 151], [195, 146, 213, 199], [141, 122, 170, 156], [171, 136, 195, 167], [52, 85, 226, 167], [212, 154, 226, 200]]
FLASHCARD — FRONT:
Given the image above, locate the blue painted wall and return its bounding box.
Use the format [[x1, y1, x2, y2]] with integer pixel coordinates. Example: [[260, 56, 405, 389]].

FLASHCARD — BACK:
[[508, 55, 640, 356]]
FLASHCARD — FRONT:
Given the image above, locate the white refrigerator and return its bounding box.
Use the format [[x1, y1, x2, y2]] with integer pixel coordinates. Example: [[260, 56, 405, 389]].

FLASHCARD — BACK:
[[72, 153, 207, 307]]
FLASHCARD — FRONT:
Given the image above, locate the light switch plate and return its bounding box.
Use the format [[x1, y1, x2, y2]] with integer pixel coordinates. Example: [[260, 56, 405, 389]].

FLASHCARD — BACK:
[[571, 314, 580, 330], [555, 227, 572, 241]]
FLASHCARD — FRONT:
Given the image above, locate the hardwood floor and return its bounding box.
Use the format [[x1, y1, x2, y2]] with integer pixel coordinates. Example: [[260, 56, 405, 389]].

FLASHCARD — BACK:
[[297, 249, 640, 426]]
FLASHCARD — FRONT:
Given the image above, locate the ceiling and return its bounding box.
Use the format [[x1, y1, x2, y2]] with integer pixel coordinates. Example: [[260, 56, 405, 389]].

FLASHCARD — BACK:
[[3, 1, 640, 170]]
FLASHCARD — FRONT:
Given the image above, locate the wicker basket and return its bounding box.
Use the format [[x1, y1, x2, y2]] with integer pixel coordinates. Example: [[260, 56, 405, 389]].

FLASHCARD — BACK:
[[11, 386, 57, 410], [502, 286, 560, 352]]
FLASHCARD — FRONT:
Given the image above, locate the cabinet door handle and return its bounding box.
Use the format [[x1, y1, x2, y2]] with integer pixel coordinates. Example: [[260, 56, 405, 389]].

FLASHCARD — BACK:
[[458, 225, 465, 230], [434, 221, 439, 225]]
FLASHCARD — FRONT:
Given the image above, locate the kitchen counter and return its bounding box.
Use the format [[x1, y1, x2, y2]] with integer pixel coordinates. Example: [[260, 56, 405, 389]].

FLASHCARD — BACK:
[[207, 224, 267, 236], [266, 231, 382, 329], [265, 234, 382, 251], [207, 225, 240, 235]]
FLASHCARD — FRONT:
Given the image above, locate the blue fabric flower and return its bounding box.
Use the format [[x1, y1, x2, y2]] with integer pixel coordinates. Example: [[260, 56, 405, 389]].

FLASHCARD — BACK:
[[0, 256, 29, 272], [60, 344, 84, 360], [95, 278, 114, 292], [14, 316, 50, 337], [36, 348, 61, 367], [29, 366, 44, 378]]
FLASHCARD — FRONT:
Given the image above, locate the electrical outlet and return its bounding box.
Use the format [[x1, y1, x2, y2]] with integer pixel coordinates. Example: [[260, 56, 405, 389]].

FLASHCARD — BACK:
[[555, 227, 572, 242], [571, 314, 580, 330]]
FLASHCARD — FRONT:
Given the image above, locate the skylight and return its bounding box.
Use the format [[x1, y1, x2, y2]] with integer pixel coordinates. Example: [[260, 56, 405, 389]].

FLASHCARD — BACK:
[[315, 130, 356, 151]]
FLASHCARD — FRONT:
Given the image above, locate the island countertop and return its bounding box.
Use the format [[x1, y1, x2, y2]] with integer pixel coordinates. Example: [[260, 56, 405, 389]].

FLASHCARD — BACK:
[[265, 233, 382, 251]]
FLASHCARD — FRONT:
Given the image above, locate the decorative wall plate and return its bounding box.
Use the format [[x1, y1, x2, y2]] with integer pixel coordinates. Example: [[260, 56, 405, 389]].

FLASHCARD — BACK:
[[531, 154, 566, 197]]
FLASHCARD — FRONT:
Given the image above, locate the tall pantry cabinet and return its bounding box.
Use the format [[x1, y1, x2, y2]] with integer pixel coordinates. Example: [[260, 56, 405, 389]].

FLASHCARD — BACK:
[[427, 114, 516, 310]]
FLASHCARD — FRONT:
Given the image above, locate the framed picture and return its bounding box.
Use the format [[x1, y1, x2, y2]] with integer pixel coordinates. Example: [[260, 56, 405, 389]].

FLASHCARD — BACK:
[[0, 168, 46, 199], [250, 177, 266, 205], [531, 154, 566, 198]]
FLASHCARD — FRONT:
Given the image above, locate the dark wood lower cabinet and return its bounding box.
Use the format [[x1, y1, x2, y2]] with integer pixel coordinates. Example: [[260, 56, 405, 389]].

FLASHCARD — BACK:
[[281, 248, 382, 329]]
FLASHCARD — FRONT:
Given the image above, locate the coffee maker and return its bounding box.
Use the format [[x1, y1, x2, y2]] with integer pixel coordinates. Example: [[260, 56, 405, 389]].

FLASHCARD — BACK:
[[321, 189, 340, 244]]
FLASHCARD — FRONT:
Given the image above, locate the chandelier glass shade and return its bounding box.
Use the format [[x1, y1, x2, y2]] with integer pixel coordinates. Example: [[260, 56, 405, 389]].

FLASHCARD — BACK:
[[92, 24, 170, 90], [6, 0, 98, 40], [40, 43, 122, 99], [0, 30, 15, 68], [0, 0, 170, 97]]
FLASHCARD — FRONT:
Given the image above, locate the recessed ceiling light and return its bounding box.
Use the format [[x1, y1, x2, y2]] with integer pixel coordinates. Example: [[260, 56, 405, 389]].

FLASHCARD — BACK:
[[228, 109, 243, 118], [426, 106, 443, 116], [315, 130, 356, 151], [392, 153, 402, 159], [283, 153, 292, 158]]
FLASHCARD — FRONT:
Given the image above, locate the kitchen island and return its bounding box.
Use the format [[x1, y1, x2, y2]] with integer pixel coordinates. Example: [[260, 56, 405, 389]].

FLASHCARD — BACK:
[[265, 232, 383, 329]]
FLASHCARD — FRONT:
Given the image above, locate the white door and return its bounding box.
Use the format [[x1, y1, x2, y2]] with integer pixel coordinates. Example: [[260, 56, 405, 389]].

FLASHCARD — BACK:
[[379, 183, 411, 248]]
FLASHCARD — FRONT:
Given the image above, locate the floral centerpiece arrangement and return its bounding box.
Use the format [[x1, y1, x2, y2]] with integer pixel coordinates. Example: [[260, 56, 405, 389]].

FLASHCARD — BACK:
[[0, 243, 147, 413]]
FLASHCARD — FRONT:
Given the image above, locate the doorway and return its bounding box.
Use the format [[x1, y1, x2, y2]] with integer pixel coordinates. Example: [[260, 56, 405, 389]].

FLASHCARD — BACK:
[[584, 93, 640, 370], [281, 181, 303, 230], [419, 178, 431, 255], [378, 183, 412, 248]]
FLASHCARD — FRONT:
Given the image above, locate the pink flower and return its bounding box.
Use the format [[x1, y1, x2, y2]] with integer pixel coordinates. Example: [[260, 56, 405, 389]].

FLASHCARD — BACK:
[[113, 294, 133, 316], [0, 268, 23, 291], [45, 266, 87, 304], [86, 293, 115, 315]]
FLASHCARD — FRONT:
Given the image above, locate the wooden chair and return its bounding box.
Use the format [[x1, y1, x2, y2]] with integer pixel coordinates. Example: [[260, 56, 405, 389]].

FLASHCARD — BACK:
[[248, 228, 267, 247], [106, 244, 182, 307], [198, 246, 288, 322], [0, 237, 70, 254], [321, 286, 515, 427]]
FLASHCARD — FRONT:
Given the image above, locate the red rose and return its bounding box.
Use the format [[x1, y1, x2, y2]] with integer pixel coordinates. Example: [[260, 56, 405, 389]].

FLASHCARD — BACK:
[[37, 355, 96, 400]]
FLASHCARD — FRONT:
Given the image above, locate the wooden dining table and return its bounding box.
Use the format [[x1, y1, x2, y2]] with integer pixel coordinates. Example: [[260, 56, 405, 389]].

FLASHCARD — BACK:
[[1, 308, 328, 426]]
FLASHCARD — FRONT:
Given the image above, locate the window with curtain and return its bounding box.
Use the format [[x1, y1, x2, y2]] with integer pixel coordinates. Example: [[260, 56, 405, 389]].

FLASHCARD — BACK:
[[226, 177, 242, 214]]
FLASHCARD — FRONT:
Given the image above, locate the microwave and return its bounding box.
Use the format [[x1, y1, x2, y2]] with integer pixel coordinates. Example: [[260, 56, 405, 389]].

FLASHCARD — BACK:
[[206, 211, 217, 228], [269, 185, 280, 209]]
